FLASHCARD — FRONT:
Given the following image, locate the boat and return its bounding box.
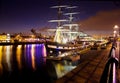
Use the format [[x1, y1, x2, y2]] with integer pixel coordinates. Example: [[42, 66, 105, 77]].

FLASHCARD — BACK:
[[46, 56, 62, 61], [46, 50, 81, 61], [46, 5, 83, 54], [62, 50, 81, 61], [63, 55, 80, 61]]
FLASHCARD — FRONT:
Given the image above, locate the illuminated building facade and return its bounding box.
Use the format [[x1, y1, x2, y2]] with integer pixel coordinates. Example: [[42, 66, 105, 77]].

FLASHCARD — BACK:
[[0, 34, 11, 42]]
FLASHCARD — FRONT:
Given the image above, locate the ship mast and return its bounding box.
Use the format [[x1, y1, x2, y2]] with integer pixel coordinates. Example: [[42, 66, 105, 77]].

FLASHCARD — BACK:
[[63, 6, 79, 42], [49, 5, 68, 27], [48, 5, 68, 43], [64, 6, 78, 23]]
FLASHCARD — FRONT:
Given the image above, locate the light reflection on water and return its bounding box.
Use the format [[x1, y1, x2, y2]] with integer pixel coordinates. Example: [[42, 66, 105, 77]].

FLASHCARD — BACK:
[[16, 45, 22, 70], [6, 46, 12, 72], [47, 60, 78, 79], [0, 44, 80, 82], [0, 46, 3, 75]]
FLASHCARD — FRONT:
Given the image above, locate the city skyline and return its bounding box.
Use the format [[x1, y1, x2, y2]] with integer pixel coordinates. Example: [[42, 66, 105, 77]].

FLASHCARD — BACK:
[[0, 0, 120, 36]]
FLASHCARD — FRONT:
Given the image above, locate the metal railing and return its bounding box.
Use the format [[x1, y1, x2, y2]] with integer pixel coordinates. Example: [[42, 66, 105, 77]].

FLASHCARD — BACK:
[[100, 41, 119, 83]]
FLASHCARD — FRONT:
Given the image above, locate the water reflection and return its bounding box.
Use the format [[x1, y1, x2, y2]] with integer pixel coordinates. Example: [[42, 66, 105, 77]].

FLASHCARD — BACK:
[[6, 46, 12, 72], [46, 60, 78, 79], [0, 46, 3, 75], [0, 44, 80, 82], [31, 44, 36, 70], [16, 45, 22, 70], [1, 45, 13, 73]]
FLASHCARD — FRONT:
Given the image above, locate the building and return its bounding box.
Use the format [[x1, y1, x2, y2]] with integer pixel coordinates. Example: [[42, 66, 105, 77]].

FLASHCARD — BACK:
[[0, 33, 11, 42]]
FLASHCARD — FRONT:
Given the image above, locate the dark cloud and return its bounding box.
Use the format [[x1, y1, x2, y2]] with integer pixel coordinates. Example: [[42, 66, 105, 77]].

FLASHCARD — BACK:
[[78, 9, 120, 35]]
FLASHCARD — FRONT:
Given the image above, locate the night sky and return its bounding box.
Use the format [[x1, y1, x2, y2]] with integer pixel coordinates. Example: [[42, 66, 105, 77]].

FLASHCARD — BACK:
[[0, 0, 120, 35]]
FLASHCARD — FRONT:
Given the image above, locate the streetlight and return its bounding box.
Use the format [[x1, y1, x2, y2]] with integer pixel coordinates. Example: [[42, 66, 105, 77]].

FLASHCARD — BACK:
[[113, 30, 117, 37], [114, 25, 119, 37], [114, 25, 119, 29]]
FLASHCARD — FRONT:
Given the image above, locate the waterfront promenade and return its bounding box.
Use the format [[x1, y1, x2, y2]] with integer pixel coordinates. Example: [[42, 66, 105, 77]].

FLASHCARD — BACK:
[[55, 42, 120, 83]]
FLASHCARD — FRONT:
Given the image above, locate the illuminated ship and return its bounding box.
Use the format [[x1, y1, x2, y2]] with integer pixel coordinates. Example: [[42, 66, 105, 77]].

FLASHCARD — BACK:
[[46, 5, 83, 55]]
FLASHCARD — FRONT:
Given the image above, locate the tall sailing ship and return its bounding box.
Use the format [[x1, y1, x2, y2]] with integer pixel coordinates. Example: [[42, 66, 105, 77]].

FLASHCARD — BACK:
[[46, 5, 82, 55]]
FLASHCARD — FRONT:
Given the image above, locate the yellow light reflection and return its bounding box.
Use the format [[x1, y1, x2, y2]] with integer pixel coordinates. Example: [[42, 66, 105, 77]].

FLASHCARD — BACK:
[[6, 46, 12, 71], [16, 45, 22, 70], [0, 46, 3, 75], [31, 44, 36, 70], [43, 44, 47, 58]]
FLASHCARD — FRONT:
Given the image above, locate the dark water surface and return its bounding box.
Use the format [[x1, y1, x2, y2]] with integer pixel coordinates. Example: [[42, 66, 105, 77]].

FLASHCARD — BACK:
[[0, 44, 80, 83]]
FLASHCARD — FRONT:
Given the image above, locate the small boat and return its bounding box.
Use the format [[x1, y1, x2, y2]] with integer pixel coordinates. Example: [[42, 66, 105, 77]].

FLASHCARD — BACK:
[[63, 55, 80, 61], [46, 56, 62, 61]]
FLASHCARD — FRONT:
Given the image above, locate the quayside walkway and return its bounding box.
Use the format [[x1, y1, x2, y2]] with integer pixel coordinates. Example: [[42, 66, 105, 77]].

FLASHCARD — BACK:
[[55, 42, 120, 83]]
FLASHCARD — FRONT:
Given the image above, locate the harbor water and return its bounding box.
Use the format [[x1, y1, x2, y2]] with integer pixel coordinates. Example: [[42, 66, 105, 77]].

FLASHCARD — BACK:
[[0, 44, 80, 82]]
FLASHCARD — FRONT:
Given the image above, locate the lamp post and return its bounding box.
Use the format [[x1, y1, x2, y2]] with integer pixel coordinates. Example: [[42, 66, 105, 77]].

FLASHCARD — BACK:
[[114, 25, 119, 37], [113, 30, 117, 37]]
